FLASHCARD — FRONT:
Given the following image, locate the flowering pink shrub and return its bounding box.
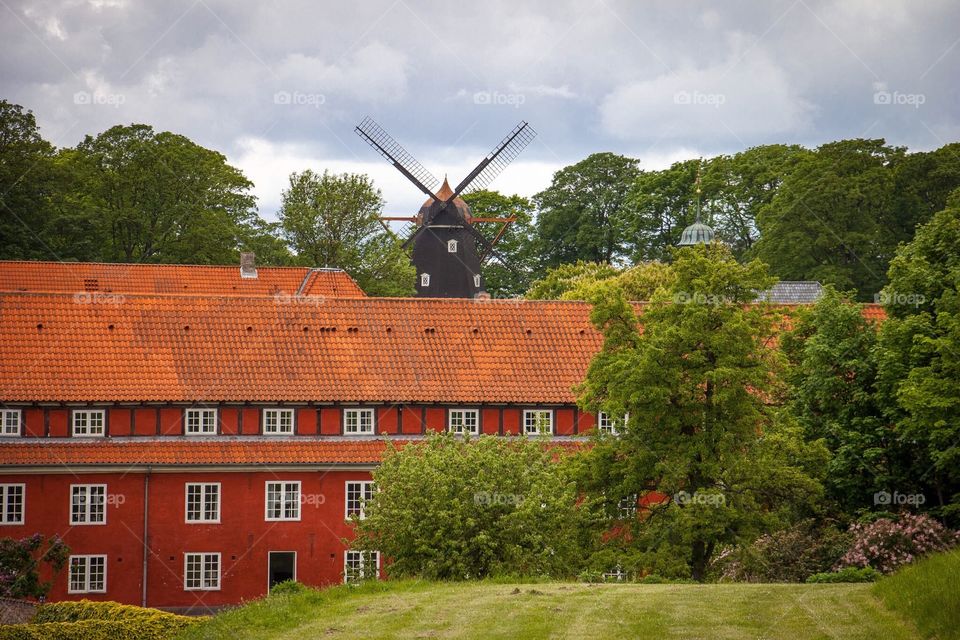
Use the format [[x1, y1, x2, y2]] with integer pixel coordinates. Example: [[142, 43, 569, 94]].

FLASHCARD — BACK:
[[836, 513, 959, 574]]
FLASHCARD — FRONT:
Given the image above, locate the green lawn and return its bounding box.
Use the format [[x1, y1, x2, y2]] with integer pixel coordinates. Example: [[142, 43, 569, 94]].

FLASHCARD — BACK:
[[179, 580, 921, 640]]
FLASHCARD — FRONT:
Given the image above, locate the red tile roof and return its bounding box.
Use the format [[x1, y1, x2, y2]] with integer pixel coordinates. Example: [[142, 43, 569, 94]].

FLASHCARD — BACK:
[[0, 261, 365, 298]]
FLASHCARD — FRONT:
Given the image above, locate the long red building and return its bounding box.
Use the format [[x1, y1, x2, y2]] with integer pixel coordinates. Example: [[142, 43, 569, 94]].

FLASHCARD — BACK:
[[0, 260, 886, 611]]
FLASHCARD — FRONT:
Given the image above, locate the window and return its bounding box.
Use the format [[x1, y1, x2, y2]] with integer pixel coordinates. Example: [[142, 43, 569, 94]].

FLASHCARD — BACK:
[[523, 410, 553, 435], [71, 485, 106, 524], [448, 409, 479, 435], [420, 273, 430, 287], [447, 239, 458, 253], [185, 483, 220, 523], [343, 550, 379, 583], [184, 553, 220, 591], [1, 410, 21, 436], [598, 412, 626, 436], [345, 481, 374, 520], [0, 484, 24, 525], [72, 410, 105, 437], [184, 408, 217, 435], [263, 408, 294, 435], [618, 494, 638, 519], [68, 555, 106, 593], [474, 274, 482, 288], [343, 408, 374, 435], [265, 481, 301, 521]]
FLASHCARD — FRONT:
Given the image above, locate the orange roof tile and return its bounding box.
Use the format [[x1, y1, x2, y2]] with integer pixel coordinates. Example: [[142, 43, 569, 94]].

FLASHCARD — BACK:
[[0, 261, 365, 298]]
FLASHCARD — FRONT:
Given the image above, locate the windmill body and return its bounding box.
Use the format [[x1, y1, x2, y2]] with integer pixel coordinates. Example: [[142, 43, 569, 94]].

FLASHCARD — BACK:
[[355, 117, 536, 298]]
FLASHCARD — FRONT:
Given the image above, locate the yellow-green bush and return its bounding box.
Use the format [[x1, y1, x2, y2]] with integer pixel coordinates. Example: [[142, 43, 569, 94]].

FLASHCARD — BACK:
[[0, 600, 200, 640]]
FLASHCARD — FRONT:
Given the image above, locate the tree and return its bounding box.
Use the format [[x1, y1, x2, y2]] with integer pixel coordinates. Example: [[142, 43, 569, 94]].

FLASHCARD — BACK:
[[525, 260, 674, 301], [462, 190, 537, 297], [0, 534, 69, 599], [781, 287, 914, 513], [576, 244, 827, 580], [278, 170, 414, 296], [535, 153, 640, 267], [752, 139, 904, 299], [876, 190, 960, 521], [352, 434, 591, 579]]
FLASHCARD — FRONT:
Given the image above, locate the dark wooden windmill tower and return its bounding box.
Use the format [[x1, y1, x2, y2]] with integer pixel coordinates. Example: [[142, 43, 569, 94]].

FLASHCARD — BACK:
[[355, 118, 536, 298]]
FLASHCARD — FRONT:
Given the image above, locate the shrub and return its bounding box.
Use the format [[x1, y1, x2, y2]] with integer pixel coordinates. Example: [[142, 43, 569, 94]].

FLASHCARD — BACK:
[[269, 580, 310, 596], [711, 521, 851, 582], [805, 567, 880, 583], [836, 513, 959, 574], [0, 534, 69, 599], [0, 600, 201, 640]]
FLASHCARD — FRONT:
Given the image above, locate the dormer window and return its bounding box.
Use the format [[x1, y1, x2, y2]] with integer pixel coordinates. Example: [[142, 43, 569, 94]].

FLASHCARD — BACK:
[[447, 239, 458, 253], [474, 274, 481, 288], [420, 273, 430, 287]]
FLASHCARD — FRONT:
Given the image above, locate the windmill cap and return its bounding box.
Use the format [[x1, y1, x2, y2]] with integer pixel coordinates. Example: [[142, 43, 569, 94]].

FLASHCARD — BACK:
[[418, 176, 472, 224]]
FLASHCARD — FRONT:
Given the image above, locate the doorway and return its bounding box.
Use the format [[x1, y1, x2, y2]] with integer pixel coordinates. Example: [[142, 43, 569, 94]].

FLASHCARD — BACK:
[[268, 551, 296, 589]]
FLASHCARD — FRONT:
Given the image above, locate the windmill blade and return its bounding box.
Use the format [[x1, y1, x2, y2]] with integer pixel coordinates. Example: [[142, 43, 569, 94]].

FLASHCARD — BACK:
[[355, 117, 440, 198], [463, 224, 519, 275], [450, 121, 537, 199], [401, 223, 429, 250]]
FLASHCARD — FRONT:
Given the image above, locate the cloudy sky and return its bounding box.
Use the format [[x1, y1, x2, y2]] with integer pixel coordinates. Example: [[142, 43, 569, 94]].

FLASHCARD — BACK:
[[2, 0, 958, 218]]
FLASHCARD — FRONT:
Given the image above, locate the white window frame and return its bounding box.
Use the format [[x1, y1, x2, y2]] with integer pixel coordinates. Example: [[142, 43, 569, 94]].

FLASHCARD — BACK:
[[68, 555, 106, 594], [185, 483, 221, 523], [265, 481, 301, 521], [0, 484, 25, 525], [447, 239, 458, 253], [343, 550, 380, 584], [618, 494, 639, 519], [72, 409, 105, 437], [448, 409, 479, 435], [70, 484, 106, 525], [183, 552, 220, 591], [345, 481, 375, 520], [184, 408, 217, 435], [343, 408, 375, 435], [598, 412, 627, 436], [262, 408, 295, 435], [523, 409, 553, 435], [420, 273, 430, 287], [474, 274, 482, 288], [0, 410, 21, 437]]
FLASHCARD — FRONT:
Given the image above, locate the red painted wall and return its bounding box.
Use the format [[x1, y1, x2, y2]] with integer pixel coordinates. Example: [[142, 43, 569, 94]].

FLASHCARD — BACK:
[[133, 408, 156, 436], [160, 408, 181, 436], [24, 408, 46, 437], [577, 411, 596, 434], [241, 408, 259, 435], [555, 409, 575, 436], [109, 409, 132, 437], [481, 408, 499, 435], [320, 408, 340, 435], [401, 407, 422, 434], [424, 408, 445, 433], [502, 409, 520, 435], [220, 408, 240, 435], [377, 407, 398, 435], [296, 408, 318, 435]]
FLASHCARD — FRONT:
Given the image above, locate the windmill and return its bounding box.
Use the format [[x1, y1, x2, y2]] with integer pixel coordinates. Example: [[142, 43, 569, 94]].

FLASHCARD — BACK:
[[355, 117, 536, 298]]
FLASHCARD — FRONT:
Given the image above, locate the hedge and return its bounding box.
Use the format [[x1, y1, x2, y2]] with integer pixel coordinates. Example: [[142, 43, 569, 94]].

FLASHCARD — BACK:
[[0, 600, 200, 640]]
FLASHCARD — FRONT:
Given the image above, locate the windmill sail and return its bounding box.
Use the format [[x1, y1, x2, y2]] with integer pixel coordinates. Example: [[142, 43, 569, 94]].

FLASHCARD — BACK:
[[355, 117, 440, 198]]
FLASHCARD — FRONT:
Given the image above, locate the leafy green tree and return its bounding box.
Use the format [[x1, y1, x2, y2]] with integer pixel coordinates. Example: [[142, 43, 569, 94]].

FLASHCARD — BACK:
[[781, 287, 913, 513], [353, 434, 593, 579], [525, 261, 620, 300], [876, 190, 960, 521], [0, 534, 69, 599], [535, 152, 640, 267], [577, 244, 827, 580], [278, 170, 414, 296], [525, 260, 674, 301], [462, 190, 537, 297], [752, 139, 904, 298]]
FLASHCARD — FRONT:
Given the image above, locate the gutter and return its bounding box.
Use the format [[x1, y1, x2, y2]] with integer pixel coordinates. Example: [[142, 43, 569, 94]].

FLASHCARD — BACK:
[[141, 466, 151, 607]]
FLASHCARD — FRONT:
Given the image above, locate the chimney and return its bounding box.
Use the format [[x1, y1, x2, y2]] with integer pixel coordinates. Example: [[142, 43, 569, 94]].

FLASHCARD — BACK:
[[240, 252, 258, 279]]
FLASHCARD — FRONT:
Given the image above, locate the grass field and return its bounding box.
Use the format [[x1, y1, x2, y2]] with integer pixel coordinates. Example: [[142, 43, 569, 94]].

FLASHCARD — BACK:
[[179, 580, 923, 640], [874, 549, 960, 640]]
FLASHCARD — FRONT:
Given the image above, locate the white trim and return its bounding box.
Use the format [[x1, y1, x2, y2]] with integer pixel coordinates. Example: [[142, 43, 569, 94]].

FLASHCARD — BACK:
[[448, 408, 479, 435], [184, 408, 217, 435], [0, 410, 21, 437], [0, 483, 25, 525], [343, 549, 380, 584], [70, 484, 107, 525], [184, 482, 221, 523], [264, 480, 301, 521], [523, 409, 553, 435], [447, 239, 458, 253], [267, 551, 297, 591], [342, 408, 375, 435], [183, 552, 221, 591], [420, 273, 430, 287], [598, 412, 624, 436], [344, 480, 374, 520], [72, 409, 105, 437], [262, 408, 295, 435], [68, 554, 107, 594]]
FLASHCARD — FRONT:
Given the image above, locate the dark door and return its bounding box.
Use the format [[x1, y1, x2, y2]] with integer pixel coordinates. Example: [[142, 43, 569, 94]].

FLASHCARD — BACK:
[[268, 552, 296, 588]]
